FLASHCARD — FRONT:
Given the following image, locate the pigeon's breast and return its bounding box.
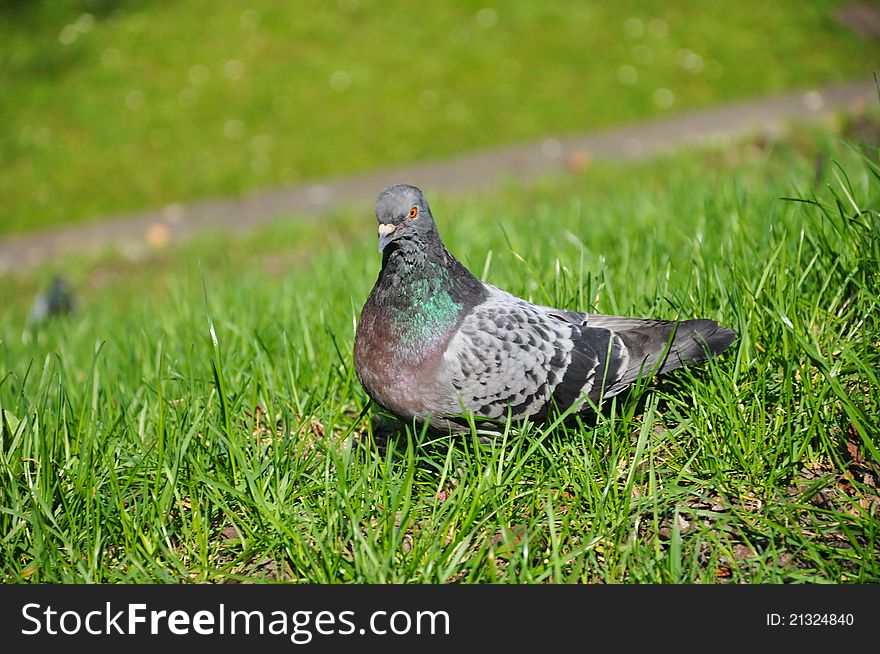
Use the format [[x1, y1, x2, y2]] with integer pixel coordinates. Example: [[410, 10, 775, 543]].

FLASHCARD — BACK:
[[354, 308, 457, 421]]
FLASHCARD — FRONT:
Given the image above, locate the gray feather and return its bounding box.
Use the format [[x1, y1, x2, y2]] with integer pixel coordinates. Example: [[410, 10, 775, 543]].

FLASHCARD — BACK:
[[542, 308, 735, 393], [442, 286, 620, 420]]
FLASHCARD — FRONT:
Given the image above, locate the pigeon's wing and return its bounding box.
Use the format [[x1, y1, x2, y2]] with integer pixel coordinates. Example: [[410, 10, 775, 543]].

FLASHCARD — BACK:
[[442, 287, 627, 421], [540, 306, 735, 392]]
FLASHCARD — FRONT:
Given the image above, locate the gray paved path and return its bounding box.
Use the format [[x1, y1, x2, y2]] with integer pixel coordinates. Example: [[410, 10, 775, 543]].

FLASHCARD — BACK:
[[1, 79, 875, 273]]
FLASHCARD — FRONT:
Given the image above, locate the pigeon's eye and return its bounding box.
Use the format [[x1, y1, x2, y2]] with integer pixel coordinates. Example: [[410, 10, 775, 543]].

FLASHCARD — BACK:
[[407, 206, 418, 220]]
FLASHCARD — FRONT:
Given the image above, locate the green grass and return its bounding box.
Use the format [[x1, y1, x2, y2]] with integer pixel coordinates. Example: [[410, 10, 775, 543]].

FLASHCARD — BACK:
[[1, 0, 877, 235], [1, 125, 879, 583]]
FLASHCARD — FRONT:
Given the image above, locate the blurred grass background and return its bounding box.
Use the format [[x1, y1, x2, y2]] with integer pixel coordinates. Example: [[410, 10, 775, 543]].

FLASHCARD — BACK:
[[1, 0, 877, 235]]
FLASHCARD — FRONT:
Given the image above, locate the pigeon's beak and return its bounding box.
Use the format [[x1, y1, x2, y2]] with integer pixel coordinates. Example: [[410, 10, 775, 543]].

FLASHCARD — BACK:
[[377, 223, 397, 253]]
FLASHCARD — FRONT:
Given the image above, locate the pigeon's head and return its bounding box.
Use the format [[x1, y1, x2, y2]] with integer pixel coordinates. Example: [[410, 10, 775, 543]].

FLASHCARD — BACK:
[[374, 184, 436, 253]]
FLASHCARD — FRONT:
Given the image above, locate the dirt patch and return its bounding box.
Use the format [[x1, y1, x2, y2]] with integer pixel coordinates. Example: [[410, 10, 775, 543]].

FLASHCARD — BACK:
[[834, 3, 880, 41]]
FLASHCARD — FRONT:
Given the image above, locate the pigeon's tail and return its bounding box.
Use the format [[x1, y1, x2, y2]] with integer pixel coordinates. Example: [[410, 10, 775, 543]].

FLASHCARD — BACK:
[[585, 315, 736, 388], [654, 318, 737, 375]]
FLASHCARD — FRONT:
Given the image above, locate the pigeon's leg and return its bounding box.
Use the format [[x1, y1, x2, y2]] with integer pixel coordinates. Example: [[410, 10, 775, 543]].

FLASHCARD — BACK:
[[367, 412, 407, 450]]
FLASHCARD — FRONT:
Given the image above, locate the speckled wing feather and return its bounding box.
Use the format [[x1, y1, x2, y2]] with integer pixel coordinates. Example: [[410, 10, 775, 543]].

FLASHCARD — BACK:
[[441, 286, 627, 420], [540, 306, 735, 394]]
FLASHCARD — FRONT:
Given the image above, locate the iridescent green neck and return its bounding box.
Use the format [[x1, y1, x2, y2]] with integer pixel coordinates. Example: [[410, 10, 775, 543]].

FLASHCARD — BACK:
[[387, 261, 462, 349]]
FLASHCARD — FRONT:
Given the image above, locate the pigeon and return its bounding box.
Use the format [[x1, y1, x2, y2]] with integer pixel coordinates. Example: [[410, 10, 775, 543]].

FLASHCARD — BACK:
[[354, 184, 736, 434], [27, 275, 75, 326]]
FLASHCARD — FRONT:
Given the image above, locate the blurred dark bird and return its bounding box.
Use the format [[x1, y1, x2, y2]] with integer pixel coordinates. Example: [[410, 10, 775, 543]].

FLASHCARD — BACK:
[[28, 275, 75, 325], [354, 184, 736, 433]]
